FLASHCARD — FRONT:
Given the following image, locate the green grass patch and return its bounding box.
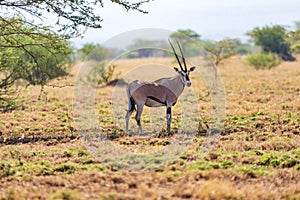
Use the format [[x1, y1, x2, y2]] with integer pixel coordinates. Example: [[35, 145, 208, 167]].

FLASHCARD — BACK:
[[50, 189, 82, 200], [54, 163, 77, 174], [187, 160, 234, 172], [258, 150, 300, 168], [236, 165, 272, 177], [0, 146, 107, 180], [0, 161, 16, 179]]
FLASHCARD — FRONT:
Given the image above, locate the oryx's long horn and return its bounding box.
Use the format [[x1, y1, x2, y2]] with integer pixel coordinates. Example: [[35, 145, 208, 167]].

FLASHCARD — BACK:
[[176, 40, 187, 72], [168, 39, 184, 71]]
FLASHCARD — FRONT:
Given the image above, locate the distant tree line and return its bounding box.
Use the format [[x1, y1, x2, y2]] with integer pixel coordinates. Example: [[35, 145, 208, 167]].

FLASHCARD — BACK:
[[114, 25, 300, 67], [114, 29, 253, 66]]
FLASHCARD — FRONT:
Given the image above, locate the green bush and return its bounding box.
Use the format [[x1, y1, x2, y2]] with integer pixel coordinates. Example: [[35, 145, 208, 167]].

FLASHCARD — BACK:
[[87, 62, 119, 86], [77, 43, 110, 61], [247, 53, 281, 69]]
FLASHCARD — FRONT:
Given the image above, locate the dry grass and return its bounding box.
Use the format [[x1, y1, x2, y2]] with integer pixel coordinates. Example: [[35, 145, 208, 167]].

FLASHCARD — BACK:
[[0, 55, 300, 199]]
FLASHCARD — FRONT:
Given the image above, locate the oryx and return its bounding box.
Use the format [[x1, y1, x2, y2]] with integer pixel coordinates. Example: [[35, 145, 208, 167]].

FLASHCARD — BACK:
[[125, 39, 196, 134]]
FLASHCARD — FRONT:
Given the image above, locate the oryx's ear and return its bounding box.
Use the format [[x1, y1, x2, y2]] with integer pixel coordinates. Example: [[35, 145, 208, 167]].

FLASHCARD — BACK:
[[174, 67, 179, 72], [189, 66, 196, 72]]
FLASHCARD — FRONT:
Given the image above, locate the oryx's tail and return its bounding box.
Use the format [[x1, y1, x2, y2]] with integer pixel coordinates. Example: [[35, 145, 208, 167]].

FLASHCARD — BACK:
[[126, 83, 136, 112]]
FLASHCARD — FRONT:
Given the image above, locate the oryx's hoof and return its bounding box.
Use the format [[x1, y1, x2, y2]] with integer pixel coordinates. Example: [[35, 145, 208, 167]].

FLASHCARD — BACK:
[[167, 132, 174, 137]]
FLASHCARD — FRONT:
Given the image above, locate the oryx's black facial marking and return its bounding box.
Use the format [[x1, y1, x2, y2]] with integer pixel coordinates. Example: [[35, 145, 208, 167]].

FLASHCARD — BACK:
[[178, 70, 192, 87]]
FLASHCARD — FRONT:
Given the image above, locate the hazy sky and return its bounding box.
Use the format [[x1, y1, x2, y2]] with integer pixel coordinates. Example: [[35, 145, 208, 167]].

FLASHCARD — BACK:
[[72, 0, 299, 47]]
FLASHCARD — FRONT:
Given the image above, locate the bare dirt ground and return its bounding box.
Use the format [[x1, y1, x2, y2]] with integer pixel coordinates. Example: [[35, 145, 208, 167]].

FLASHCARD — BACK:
[[0, 56, 299, 199]]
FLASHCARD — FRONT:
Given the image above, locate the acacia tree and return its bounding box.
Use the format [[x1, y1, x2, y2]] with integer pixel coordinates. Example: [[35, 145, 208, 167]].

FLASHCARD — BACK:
[[170, 29, 201, 41], [170, 29, 202, 57], [0, 18, 73, 84], [203, 39, 238, 66], [0, 17, 73, 111]]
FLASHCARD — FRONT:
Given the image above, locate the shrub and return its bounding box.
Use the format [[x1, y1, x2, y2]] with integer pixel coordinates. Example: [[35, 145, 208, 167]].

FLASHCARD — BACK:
[[87, 62, 119, 86], [247, 53, 281, 69]]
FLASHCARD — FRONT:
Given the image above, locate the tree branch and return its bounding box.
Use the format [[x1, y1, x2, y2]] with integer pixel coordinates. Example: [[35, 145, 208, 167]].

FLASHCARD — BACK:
[[1, 0, 152, 37]]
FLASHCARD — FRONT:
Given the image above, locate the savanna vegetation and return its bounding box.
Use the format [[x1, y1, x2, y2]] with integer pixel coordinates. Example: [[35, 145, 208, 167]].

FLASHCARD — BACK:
[[0, 55, 299, 199], [1, 0, 300, 199]]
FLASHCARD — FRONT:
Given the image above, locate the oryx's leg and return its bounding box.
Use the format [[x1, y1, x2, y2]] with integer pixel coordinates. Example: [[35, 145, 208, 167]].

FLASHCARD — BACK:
[[125, 98, 135, 132], [125, 110, 134, 133], [166, 104, 172, 134], [135, 103, 145, 134]]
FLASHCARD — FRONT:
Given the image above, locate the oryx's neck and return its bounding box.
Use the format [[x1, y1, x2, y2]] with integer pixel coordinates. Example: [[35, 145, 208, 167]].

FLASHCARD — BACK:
[[156, 74, 185, 98], [171, 75, 185, 97]]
